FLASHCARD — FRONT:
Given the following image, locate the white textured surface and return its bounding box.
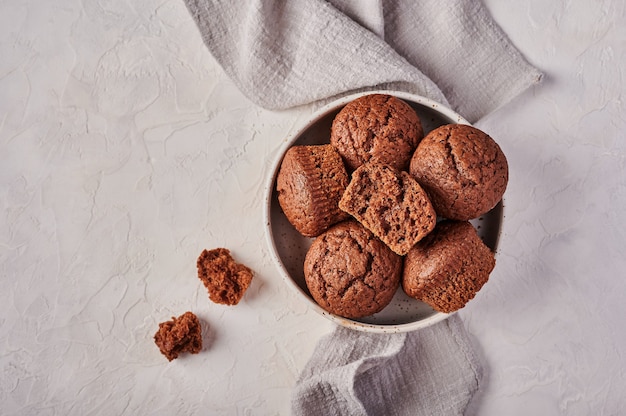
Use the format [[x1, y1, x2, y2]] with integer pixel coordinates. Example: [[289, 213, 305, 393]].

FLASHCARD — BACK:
[[1, 0, 625, 414]]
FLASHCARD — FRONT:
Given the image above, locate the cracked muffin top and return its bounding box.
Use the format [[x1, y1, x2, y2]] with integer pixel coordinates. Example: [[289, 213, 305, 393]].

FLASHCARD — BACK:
[[330, 94, 423, 171], [303, 220, 402, 319], [409, 124, 508, 220]]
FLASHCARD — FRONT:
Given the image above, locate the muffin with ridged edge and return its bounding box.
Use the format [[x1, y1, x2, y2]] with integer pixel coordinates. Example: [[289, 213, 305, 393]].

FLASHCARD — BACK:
[[276, 144, 351, 237], [402, 220, 495, 313]]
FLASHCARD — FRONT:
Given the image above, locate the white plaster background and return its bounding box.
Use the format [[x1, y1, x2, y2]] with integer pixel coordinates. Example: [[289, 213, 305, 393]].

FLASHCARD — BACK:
[[1, 0, 625, 414]]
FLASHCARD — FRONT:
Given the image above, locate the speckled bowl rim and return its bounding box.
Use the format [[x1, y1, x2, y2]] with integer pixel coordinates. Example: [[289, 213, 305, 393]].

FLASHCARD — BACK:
[[263, 90, 502, 333]]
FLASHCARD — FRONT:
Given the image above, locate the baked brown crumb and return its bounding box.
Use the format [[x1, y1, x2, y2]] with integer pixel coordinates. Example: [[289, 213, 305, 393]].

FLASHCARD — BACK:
[[197, 248, 254, 305], [339, 162, 436, 256], [154, 311, 202, 361]]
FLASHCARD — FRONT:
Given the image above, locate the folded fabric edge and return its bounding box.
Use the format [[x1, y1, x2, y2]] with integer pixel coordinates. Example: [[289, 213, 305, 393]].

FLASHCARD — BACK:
[[446, 314, 483, 388], [472, 1, 545, 121], [309, 82, 452, 112], [477, 68, 544, 122], [181, 0, 449, 113], [291, 325, 408, 416]]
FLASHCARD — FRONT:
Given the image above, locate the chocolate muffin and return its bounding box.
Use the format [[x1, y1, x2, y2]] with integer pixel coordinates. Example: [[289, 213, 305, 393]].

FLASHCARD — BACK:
[[409, 124, 508, 220], [154, 311, 202, 361], [339, 162, 436, 256], [276, 144, 350, 237], [402, 221, 495, 313], [304, 220, 402, 319], [330, 94, 423, 171], [197, 248, 254, 305]]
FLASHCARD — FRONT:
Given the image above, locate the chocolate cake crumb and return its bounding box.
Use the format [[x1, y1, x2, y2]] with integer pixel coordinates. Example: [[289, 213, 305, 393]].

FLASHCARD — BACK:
[[197, 248, 254, 305], [154, 311, 202, 361], [339, 162, 436, 256]]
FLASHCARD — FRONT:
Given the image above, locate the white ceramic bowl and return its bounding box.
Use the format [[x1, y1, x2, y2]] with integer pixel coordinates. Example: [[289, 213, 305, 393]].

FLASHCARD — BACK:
[[264, 91, 502, 333]]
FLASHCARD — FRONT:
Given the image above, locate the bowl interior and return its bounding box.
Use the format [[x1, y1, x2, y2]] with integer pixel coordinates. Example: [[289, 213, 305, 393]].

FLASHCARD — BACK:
[[265, 92, 502, 333]]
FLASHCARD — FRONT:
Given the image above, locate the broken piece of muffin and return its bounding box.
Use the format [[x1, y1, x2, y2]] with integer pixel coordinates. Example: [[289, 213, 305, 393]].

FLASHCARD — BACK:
[[154, 311, 202, 361], [197, 248, 254, 305], [339, 162, 436, 256]]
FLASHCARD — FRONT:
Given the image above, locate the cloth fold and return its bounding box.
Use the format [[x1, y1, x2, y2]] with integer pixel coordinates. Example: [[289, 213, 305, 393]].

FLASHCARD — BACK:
[[182, 0, 542, 414], [183, 0, 541, 122], [291, 314, 482, 416]]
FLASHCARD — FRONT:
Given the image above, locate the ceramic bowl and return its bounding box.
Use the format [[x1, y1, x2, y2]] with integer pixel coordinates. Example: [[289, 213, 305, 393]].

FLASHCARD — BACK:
[[263, 91, 502, 333]]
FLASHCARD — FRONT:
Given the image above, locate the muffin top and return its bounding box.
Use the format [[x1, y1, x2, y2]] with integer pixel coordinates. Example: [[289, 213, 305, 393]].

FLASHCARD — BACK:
[[304, 220, 402, 319], [330, 94, 423, 171], [409, 124, 508, 220]]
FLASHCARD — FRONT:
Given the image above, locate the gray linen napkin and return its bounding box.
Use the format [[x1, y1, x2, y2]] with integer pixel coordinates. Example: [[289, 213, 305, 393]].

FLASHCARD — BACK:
[[292, 314, 482, 416], [182, 0, 541, 414], [183, 0, 541, 122]]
